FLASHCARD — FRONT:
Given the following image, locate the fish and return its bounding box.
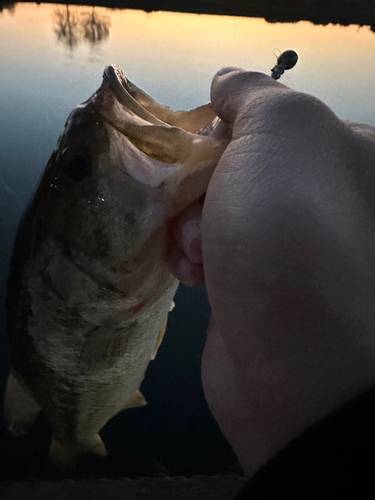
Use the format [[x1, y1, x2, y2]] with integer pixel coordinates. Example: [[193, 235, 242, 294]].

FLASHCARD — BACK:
[[3, 65, 228, 466]]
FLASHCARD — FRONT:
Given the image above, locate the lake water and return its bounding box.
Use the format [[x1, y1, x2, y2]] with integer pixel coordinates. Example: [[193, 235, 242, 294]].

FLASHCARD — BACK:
[[1, 2, 375, 478]]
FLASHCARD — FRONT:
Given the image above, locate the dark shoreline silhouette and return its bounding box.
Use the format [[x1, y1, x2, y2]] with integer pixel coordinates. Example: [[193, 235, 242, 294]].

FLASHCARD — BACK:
[[1, 0, 375, 32]]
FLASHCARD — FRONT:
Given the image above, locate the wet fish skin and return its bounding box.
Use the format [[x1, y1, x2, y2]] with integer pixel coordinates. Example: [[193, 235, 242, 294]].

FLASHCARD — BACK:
[[4, 66, 227, 465]]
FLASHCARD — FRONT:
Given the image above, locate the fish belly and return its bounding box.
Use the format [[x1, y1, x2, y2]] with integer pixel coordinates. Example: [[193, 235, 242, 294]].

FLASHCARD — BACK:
[[40, 283, 178, 465]]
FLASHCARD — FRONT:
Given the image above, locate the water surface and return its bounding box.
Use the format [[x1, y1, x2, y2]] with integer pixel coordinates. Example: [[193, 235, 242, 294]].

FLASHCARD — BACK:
[[1, 2, 374, 477]]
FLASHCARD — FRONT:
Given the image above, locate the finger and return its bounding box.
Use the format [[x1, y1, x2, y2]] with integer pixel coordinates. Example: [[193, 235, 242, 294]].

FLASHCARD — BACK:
[[167, 241, 205, 286], [345, 122, 375, 141], [172, 200, 203, 264], [173, 208, 203, 264], [210, 68, 290, 125]]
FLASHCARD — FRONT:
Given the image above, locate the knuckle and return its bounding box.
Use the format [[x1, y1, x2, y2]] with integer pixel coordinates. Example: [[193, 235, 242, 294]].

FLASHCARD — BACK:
[[266, 91, 331, 124]]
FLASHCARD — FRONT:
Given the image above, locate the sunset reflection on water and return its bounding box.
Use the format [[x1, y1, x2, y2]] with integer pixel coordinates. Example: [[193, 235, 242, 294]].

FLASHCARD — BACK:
[[0, 3, 374, 122]]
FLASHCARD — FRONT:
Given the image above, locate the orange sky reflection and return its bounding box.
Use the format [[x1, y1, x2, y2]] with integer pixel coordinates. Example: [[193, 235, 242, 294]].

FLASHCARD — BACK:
[[0, 3, 374, 124]]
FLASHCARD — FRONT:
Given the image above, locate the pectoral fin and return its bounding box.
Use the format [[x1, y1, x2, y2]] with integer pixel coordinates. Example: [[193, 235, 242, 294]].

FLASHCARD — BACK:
[[4, 369, 40, 436], [122, 390, 147, 409]]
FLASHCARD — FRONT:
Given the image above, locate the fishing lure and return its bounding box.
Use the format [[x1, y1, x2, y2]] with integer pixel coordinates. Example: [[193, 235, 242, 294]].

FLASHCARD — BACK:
[[271, 50, 299, 80]]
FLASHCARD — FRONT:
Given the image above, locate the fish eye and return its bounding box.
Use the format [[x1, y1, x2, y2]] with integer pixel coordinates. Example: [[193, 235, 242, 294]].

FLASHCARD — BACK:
[[61, 148, 92, 182]]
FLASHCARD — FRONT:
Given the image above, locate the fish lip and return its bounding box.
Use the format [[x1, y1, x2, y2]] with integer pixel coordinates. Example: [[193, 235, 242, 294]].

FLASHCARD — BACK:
[[101, 64, 219, 137], [102, 65, 131, 107], [102, 64, 166, 126]]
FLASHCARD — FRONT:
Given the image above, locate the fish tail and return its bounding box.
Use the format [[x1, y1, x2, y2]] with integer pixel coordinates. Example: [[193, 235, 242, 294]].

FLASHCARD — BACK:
[[3, 369, 40, 436], [49, 434, 107, 467]]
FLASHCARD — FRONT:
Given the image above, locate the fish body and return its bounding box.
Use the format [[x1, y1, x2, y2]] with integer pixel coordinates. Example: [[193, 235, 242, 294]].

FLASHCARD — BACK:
[[4, 66, 227, 465]]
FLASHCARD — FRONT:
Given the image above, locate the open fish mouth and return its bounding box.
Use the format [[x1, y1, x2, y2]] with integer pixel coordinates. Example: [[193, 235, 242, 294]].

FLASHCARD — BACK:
[[102, 64, 217, 133], [93, 64, 228, 191]]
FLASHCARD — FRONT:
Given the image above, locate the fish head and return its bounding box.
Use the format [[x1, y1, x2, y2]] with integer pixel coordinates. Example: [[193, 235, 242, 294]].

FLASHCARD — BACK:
[[38, 65, 227, 264]]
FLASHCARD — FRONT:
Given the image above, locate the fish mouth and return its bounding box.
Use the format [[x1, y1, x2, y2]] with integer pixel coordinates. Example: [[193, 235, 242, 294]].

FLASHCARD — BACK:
[[103, 65, 168, 127], [95, 64, 228, 203], [102, 64, 217, 133]]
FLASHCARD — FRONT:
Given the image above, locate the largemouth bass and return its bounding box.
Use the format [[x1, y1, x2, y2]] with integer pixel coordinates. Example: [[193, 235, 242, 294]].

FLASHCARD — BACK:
[[4, 66, 227, 466]]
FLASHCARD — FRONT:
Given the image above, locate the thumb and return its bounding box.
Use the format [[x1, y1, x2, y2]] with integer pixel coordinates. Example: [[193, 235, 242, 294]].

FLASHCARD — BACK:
[[210, 67, 289, 125]]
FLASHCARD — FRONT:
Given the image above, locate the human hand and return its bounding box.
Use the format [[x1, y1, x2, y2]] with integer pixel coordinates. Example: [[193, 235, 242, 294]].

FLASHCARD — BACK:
[[168, 68, 375, 476]]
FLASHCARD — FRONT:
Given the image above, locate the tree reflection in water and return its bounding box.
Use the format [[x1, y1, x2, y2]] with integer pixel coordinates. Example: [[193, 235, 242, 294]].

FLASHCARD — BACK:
[[81, 6, 110, 45], [53, 5, 111, 50], [0, 3, 15, 14]]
